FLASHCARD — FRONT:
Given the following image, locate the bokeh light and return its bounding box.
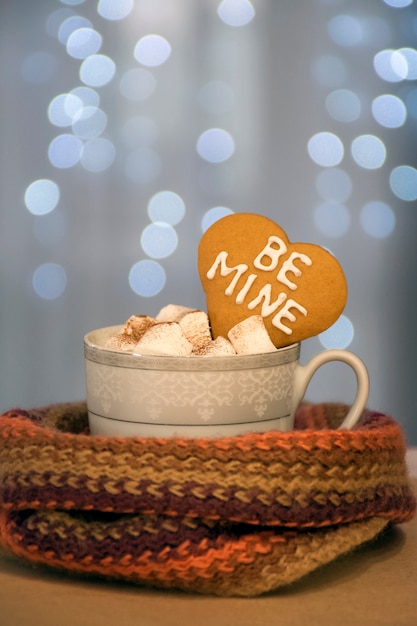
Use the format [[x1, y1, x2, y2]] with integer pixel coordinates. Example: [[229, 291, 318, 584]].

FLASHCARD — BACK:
[[25, 179, 60, 216], [80, 138, 116, 172], [79, 54, 116, 87], [66, 27, 102, 59], [374, 49, 408, 82], [134, 35, 171, 67], [72, 106, 107, 139], [97, 0, 134, 21], [48, 93, 83, 127], [360, 201, 396, 238], [389, 165, 417, 201], [58, 16, 92, 45], [32, 263, 67, 300], [327, 15, 363, 47], [48, 134, 83, 168], [196, 128, 235, 163], [217, 0, 255, 27], [383, 0, 413, 7], [319, 315, 354, 350], [140, 223, 178, 259], [307, 132, 344, 167], [70, 86, 100, 108], [129, 260, 166, 297], [371, 94, 407, 128], [147, 191, 186, 225], [201, 207, 234, 232], [351, 135, 386, 169]]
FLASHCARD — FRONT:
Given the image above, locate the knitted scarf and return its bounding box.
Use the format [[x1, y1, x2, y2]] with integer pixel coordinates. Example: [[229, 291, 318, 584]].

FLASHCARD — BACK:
[[0, 402, 415, 596]]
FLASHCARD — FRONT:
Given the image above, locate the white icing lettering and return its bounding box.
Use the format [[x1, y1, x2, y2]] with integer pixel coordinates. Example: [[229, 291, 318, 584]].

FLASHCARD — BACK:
[[247, 284, 287, 317], [272, 299, 308, 335], [206, 235, 313, 335], [253, 236, 287, 271], [277, 251, 313, 290], [235, 273, 257, 304], [206, 251, 248, 296]]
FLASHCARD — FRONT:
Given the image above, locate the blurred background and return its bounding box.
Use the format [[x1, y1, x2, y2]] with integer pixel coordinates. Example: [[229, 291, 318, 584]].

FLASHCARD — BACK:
[[1, 0, 416, 443]]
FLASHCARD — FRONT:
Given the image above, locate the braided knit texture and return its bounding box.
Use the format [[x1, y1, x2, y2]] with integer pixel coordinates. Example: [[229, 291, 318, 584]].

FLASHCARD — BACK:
[[0, 402, 415, 596]]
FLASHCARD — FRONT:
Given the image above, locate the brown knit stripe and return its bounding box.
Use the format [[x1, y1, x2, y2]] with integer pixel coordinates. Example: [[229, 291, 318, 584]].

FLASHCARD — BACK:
[[1, 440, 408, 487]]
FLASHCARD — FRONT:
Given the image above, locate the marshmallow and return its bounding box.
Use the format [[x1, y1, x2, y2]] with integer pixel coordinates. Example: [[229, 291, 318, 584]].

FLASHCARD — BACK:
[[133, 322, 193, 356], [228, 315, 277, 355], [196, 335, 236, 356], [155, 304, 194, 323], [179, 310, 212, 351], [104, 315, 157, 352]]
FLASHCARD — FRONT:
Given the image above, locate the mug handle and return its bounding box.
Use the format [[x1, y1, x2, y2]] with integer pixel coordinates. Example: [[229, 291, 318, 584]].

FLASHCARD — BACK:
[[293, 350, 369, 430]]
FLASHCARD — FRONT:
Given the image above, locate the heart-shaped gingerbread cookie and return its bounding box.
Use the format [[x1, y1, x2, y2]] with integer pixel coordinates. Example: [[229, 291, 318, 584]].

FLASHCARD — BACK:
[[198, 213, 347, 347]]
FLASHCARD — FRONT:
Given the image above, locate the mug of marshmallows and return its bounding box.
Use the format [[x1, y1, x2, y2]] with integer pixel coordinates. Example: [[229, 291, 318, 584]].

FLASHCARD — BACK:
[[84, 213, 369, 438]]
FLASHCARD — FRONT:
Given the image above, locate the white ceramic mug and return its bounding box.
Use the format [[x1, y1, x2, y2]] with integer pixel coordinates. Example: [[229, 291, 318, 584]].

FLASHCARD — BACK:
[[84, 325, 369, 438]]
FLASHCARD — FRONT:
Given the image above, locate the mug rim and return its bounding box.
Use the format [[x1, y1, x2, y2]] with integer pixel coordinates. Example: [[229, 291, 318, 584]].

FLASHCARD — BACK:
[[84, 325, 300, 371]]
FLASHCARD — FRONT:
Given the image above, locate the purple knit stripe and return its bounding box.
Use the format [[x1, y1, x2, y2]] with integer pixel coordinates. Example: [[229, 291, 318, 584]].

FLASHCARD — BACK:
[[2, 482, 414, 527], [8, 511, 228, 564]]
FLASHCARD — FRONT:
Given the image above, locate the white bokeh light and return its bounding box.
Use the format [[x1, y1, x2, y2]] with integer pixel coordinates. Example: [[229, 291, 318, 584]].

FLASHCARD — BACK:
[[197, 128, 235, 163], [374, 49, 408, 82], [58, 16, 92, 45], [371, 94, 407, 128], [327, 15, 363, 47], [141, 223, 178, 259], [319, 315, 354, 350], [25, 179, 60, 216], [383, 0, 413, 7], [80, 54, 116, 87], [129, 260, 166, 297], [217, 0, 255, 27], [48, 93, 83, 127], [66, 27, 102, 59], [80, 138, 116, 172], [70, 86, 100, 108], [134, 35, 171, 67], [389, 165, 417, 201], [147, 191, 186, 225], [97, 0, 134, 20], [201, 207, 234, 232], [32, 263, 67, 300], [360, 201, 396, 238], [351, 135, 386, 169], [72, 106, 107, 139], [307, 132, 344, 167], [48, 134, 83, 168]]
